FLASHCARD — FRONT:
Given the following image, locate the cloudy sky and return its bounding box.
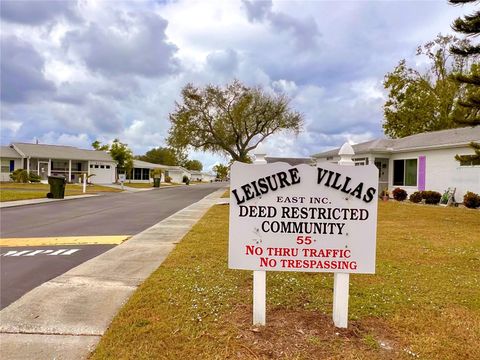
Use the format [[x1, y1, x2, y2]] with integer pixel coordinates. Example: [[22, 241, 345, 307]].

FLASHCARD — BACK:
[[0, 0, 474, 170]]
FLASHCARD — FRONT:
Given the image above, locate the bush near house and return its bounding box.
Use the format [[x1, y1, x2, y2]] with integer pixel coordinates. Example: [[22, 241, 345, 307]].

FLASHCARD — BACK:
[[422, 191, 442, 205], [165, 175, 172, 183], [392, 188, 407, 201], [463, 191, 480, 209], [9, 169, 29, 183], [182, 175, 190, 185], [28, 172, 41, 183], [409, 191, 423, 203]]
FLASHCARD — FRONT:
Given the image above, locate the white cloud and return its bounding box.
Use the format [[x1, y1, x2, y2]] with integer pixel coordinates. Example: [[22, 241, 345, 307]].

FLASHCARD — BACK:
[[1, 0, 472, 167], [1, 120, 22, 134]]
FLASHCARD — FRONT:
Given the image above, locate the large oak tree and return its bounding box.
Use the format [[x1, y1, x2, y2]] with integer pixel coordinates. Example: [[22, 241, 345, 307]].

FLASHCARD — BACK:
[[167, 80, 303, 162], [383, 34, 476, 138]]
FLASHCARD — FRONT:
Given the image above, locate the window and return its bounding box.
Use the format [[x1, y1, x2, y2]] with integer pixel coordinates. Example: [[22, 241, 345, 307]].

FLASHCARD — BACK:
[[393, 159, 417, 186], [100, 165, 105, 169], [106, 165, 110, 169], [1, 159, 10, 173], [459, 155, 480, 166], [52, 161, 68, 171], [95, 165, 99, 168], [353, 157, 368, 166], [90, 164, 94, 168], [9, 160, 14, 172], [142, 168, 150, 180], [134, 168, 142, 180]]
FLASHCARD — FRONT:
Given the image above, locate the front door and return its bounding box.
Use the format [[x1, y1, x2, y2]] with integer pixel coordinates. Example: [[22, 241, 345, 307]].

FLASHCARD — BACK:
[[38, 161, 49, 180], [375, 158, 389, 195]]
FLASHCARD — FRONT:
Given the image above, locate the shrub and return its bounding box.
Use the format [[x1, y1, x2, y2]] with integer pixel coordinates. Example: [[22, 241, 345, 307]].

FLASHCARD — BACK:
[[28, 172, 42, 182], [463, 191, 480, 209], [380, 188, 389, 198], [165, 175, 172, 183], [151, 168, 162, 179], [422, 191, 442, 205], [182, 175, 189, 183], [9, 169, 29, 183], [392, 187, 407, 201], [409, 191, 423, 203]]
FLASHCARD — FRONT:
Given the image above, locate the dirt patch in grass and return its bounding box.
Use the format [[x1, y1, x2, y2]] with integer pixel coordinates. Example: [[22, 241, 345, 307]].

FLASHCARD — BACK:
[[226, 306, 405, 360]]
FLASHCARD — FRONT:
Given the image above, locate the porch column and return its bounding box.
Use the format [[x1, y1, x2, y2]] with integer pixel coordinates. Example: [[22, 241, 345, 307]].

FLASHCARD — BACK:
[[48, 159, 51, 176], [26, 157, 30, 173], [68, 160, 72, 182], [87, 161, 90, 176]]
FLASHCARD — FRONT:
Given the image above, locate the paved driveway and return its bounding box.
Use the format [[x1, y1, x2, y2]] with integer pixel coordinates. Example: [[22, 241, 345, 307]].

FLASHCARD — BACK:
[[0, 183, 226, 308]]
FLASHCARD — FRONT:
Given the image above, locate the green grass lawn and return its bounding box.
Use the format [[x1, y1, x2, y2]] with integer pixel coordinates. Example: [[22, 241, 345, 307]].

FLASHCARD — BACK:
[[92, 201, 480, 360], [0, 182, 121, 202]]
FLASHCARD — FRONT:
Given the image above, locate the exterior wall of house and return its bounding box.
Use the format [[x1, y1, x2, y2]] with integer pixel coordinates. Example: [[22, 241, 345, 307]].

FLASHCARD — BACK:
[[164, 168, 191, 183], [167, 170, 184, 183], [388, 146, 479, 200], [88, 161, 116, 184], [315, 156, 340, 164], [0, 158, 22, 181], [202, 173, 216, 182]]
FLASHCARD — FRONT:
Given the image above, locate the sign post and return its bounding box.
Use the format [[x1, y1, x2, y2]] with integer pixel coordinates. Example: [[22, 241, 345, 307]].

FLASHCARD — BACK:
[[331, 143, 355, 328], [229, 143, 377, 328], [119, 174, 126, 190], [253, 149, 267, 326]]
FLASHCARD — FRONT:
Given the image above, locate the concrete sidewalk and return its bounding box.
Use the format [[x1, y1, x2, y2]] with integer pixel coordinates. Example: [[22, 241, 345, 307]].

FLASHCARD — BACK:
[[0, 188, 227, 360]]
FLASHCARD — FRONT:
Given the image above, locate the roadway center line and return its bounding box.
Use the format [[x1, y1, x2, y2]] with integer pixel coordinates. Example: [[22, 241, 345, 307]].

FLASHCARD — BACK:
[[0, 235, 130, 247]]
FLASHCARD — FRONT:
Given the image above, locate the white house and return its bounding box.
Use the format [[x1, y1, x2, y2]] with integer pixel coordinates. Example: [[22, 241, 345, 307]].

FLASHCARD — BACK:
[[201, 172, 217, 182], [0, 146, 23, 182], [189, 170, 216, 182], [130, 160, 195, 183], [1, 143, 117, 184], [164, 166, 191, 183], [129, 159, 165, 182], [189, 170, 203, 181], [313, 127, 480, 200]]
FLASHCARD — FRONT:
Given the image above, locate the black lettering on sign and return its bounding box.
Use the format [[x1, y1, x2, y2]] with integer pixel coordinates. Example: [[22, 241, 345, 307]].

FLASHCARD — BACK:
[[317, 167, 376, 203], [232, 168, 302, 205]]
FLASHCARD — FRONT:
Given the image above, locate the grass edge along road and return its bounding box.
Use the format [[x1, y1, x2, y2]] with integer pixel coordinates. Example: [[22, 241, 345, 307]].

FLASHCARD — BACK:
[[92, 202, 480, 360], [0, 183, 121, 202]]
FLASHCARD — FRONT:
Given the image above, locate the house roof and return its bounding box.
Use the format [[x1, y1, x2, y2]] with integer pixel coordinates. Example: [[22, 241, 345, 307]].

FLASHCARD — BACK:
[[12, 143, 114, 161], [265, 156, 315, 166], [133, 159, 165, 169], [313, 126, 480, 158], [0, 146, 22, 158]]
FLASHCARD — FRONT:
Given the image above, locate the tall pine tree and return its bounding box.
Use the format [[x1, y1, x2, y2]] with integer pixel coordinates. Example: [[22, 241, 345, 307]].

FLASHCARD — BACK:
[[449, 0, 480, 162]]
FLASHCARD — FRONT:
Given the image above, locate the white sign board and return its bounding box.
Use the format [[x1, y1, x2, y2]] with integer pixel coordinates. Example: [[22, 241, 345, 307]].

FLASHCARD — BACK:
[[229, 161, 378, 274], [118, 174, 126, 183]]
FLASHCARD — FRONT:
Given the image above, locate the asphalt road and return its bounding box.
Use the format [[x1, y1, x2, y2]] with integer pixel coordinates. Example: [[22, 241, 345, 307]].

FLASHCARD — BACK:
[[1, 183, 225, 237], [0, 244, 115, 308], [0, 183, 226, 308]]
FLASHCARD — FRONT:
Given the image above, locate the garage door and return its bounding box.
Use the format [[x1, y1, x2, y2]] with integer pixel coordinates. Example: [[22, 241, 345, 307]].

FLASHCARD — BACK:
[[89, 163, 114, 184]]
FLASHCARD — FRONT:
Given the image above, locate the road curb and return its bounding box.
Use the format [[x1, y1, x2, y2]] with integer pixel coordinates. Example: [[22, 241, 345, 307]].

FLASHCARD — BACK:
[[0, 187, 227, 360]]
